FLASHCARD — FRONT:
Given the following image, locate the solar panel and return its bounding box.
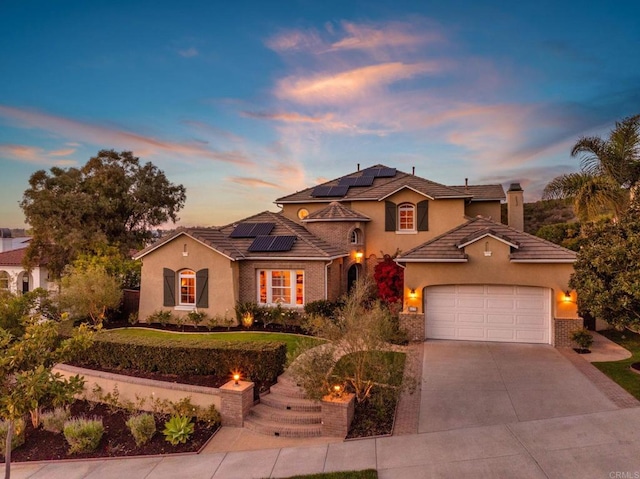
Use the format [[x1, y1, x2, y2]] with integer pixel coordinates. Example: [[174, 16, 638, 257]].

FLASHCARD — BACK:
[[311, 185, 349, 197], [270, 235, 296, 251], [230, 222, 275, 238], [248, 235, 296, 252], [338, 177, 358, 186], [353, 175, 375, 186], [311, 186, 331, 197], [338, 176, 374, 187], [362, 167, 397, 178]]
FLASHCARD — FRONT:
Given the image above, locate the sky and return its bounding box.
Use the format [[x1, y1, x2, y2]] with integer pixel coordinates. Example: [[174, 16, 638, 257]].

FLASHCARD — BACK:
[[1, 0, 639, 229]]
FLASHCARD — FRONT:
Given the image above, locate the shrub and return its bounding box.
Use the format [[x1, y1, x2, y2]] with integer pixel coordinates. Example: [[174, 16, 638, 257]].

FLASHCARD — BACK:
[[187, 310, 207, 328], [197, 404, 221, 427], [41, 407, 70, 433], [0, 418, 25, 456], [126, 413, 156, 446], [572, 329, 594, 350], [147, 310, 173, 327], [74, 334, 287, 385], [63, 416, 104, 454], [162, 415, 194, 445], [304, 299, 342, 320]]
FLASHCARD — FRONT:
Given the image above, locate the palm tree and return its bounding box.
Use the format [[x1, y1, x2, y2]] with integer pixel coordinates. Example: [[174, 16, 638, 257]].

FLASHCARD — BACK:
[[543, 114, 640, 220]]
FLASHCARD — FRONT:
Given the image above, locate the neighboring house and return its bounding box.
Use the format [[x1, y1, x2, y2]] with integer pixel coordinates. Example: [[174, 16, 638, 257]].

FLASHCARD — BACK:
[[0, 228, 51, 294], [135, 165, 580, 346]]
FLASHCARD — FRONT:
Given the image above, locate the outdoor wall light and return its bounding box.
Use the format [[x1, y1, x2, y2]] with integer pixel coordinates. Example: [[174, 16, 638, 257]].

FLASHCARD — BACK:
[[563, 290, 572, 303], [355, 250, 364, 262], [409, 288, 417, 300]]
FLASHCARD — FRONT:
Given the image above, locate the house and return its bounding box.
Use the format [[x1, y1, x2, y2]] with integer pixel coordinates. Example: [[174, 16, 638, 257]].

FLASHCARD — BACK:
[[0, 228, 52, 294], [135, 165, 581, 346]]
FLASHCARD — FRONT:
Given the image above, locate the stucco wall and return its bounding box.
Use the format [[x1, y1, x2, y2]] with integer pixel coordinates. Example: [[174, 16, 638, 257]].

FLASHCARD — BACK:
[[138, 234, 239, 321], [402, 237, 579, 323]]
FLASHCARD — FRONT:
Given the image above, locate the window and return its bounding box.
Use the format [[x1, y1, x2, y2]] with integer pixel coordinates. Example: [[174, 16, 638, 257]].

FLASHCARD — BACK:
[[163, 268, 208, 308], [0, 271, 9, 291], [258, 270, 304, 306], [398, 203, 415, 231], [349, 228, 361, 244], [179, 269, 196, 305], [297, 208, 309, 220]]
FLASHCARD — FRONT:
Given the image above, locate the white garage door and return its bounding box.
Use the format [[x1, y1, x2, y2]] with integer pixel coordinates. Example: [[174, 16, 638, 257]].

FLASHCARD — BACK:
[[425, 285, 551, 344]]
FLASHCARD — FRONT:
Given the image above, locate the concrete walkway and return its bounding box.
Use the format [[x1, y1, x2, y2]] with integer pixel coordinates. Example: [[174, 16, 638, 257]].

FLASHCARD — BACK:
[[9, 338, 640, 479]]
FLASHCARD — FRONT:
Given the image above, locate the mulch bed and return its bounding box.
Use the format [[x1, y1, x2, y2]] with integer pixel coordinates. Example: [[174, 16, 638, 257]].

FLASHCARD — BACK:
[[3, 400, 218, 463]]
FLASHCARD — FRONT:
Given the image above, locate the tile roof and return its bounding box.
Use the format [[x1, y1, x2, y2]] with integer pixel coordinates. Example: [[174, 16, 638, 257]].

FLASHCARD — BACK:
[[449, 184, 506, 201], [135, 211, 348, 261], [303, 202, 371, 222], [398, 217, 576, 263], [276, 165, 474, 203], [0, 247, 28, 266]]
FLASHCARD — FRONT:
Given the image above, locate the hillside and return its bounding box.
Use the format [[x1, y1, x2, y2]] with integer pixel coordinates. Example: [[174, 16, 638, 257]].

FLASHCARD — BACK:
[[502, 199, 576, 235]]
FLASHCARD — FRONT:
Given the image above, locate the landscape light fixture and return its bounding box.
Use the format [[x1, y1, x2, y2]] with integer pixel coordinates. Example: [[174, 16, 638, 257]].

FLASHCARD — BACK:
[[233, 373, 240, 385]]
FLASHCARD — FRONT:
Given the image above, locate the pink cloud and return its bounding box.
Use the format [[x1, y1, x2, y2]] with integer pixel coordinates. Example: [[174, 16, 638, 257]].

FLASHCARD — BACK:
[[330, 21, 442, 52], [227, 176, 281, 188], [276, 62, 441, 105], [0, 105, 253, 166], [0, 143, 78, 166], [265, 29, 323, 52]]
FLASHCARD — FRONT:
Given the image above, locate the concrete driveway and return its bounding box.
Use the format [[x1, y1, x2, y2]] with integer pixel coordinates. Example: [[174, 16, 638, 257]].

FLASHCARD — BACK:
[[419, 340, 618, 432], [9, 340, 640, 479]]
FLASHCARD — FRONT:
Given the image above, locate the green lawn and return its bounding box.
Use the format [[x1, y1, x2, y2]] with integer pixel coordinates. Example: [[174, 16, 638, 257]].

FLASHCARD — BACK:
[[282, 470, 377, 479], [593, 329, 640, 400], [103, 328, 324, 361]]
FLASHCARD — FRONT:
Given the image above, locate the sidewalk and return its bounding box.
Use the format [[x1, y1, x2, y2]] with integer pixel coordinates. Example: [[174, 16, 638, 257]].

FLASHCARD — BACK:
[[8, 339, 640, 479]]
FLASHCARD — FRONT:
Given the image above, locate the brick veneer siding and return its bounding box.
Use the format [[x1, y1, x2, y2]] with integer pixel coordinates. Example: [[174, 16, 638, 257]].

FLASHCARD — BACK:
[[399, 313, 425, 342], [554, 318, 584, 347], [321, 393, 355, 437], [238, 260, 327, 304], [326, 258, 344, 301], [220, 380, 254, 427]]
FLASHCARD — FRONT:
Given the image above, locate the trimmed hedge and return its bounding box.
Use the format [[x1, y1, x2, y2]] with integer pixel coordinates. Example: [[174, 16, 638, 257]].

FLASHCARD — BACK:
[[69, 330, 286, 385]]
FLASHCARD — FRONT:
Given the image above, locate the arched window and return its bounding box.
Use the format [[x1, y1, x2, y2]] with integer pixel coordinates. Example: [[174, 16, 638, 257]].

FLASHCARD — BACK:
[[349, 228, 362, 244], [0, 271, 9, 291], [179, 269, 196, 305], [398, 203, 415, 231]]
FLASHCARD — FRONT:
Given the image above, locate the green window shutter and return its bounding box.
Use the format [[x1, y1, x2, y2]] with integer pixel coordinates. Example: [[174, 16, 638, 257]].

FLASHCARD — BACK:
[[163, 268, 176, 306], [417, 200, 429, 231], [196, 269, 209, 308], [385, 201, 397, 231]]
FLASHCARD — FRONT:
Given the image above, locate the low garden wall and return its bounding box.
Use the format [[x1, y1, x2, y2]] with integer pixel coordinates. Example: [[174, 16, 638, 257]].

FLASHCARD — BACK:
[[53, 363, 221, 412]]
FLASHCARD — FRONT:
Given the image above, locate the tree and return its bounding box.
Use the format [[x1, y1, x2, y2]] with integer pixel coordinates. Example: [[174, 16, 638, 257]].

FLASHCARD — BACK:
[[1, 302, 93, 478], [569, 204, 640, 330], [543, 115, 640, 221], [20, 150, 186, 278], [58, 263, 123, 326], [292, 277, 405, 403]]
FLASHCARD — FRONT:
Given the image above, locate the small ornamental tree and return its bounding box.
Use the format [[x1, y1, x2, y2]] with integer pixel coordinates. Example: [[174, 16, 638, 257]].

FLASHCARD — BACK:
[[58, 263, 122, 326], [1, 300, 93, 478], [373, 252, 404, 306], [569, 204, 640, 330]]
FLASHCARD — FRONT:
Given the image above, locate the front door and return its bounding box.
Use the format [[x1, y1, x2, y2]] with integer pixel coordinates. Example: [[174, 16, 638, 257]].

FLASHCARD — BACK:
[[347, 264, 360, 291]]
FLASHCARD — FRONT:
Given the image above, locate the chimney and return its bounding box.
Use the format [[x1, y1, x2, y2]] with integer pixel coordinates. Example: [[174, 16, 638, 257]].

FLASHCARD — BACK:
[[412, 166, 415, 175], [507, 183, 524, 231], [357, 163, 360, 171]]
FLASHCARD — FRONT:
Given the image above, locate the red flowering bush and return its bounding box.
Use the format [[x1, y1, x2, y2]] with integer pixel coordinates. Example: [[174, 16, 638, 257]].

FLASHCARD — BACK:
[[373, 254, 404, 305]]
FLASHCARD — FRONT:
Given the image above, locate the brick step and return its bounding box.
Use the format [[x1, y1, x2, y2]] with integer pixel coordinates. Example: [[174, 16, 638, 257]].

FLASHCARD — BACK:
[[269, 381, 308, 399], [244, 415, 322, 438], [260, 393, 321, 413], [250, 403, 321, 425]]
